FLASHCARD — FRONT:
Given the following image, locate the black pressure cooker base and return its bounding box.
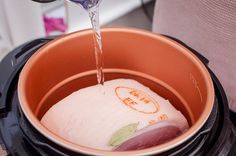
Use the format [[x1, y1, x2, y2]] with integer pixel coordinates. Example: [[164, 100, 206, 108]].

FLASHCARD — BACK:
[[0, 37, 236, 156]]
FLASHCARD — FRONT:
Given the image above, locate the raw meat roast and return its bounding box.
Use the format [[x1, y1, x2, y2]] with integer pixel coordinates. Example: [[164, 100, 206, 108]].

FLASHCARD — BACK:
[[41, 79, 189, 151]]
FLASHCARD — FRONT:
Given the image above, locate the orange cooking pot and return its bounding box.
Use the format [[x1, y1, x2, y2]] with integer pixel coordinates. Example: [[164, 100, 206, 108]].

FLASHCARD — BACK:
[[18, 28, 214, 156]]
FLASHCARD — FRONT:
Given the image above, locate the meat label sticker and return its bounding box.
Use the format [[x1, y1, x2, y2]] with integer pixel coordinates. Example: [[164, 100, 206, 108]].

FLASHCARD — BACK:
[[115, 87, 160, 114]]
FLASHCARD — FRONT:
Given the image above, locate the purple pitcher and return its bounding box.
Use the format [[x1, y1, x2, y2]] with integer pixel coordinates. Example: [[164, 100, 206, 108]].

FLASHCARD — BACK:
[[69, 0, 101, 10], [32, 0, 101, 10]]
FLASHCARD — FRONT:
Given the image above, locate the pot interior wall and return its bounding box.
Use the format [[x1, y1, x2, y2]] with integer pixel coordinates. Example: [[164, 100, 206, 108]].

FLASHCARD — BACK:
[[35, 70, 193, 125]]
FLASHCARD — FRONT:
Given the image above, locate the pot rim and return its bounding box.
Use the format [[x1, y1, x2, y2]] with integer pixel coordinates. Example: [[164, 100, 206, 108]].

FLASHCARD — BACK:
[[18, 27, 215, 156]]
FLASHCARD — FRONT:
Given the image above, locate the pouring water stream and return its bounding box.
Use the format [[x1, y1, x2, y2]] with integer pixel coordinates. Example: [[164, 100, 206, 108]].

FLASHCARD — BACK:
[[68, 0, 104, 85]]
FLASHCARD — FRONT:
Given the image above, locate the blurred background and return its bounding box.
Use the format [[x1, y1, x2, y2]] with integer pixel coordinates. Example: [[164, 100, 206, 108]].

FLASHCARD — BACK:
[[0, 0, 155, 61]]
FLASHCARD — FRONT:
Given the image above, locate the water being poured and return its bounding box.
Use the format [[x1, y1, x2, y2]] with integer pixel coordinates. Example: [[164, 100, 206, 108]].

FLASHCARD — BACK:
[[69, 0, 104, 85], [89, 7, 104, 85]]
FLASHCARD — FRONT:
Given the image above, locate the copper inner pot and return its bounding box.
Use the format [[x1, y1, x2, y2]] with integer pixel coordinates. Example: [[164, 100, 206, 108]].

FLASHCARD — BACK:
[[18, 28, 214, 156]]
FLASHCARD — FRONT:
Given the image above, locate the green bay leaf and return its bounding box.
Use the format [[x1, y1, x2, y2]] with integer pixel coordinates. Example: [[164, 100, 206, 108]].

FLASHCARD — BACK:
[[108, 123, 139, 147]]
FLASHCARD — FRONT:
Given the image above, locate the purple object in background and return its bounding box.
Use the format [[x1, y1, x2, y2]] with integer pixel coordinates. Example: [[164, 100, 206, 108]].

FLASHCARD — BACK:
[[69, 0, 101, 10], [43, 16, 67, 36]]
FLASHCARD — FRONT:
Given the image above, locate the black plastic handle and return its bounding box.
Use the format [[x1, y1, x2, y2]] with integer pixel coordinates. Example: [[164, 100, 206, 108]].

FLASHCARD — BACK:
[[0, 38, 54, 117]]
